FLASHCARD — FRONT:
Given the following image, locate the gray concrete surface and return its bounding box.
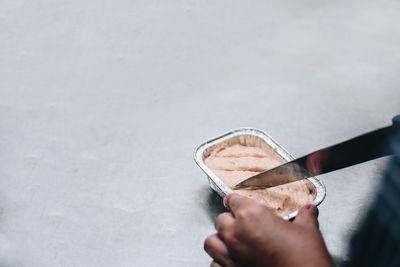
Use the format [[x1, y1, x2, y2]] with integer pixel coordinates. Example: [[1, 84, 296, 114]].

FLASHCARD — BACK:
[[1, 0, 399, 266]]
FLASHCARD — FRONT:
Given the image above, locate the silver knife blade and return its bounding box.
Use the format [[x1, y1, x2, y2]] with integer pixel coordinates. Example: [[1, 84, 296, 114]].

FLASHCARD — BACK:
[[234, 125, 395, 189]]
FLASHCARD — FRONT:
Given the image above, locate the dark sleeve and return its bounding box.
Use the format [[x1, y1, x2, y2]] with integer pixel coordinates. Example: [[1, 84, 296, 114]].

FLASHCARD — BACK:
[[344, 137, 400, 267]]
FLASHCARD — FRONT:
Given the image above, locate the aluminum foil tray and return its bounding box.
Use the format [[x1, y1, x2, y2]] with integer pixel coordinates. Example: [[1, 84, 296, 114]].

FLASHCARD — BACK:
[[194, 127, 326, 220]]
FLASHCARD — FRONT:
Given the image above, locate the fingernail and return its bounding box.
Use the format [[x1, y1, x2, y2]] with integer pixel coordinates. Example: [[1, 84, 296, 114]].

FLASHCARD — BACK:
[[223, 195, 228, 208]]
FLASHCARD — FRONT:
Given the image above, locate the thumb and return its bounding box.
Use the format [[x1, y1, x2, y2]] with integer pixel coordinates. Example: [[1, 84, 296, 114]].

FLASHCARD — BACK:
[[293, 204, 319, 228]]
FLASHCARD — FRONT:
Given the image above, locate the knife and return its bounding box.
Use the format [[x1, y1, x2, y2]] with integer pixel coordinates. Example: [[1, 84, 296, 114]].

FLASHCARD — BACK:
[[234, 115, 400, 189]]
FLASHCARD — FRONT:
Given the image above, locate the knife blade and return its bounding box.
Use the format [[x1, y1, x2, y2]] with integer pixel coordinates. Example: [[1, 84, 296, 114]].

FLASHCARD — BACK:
[[234, 116, 400, 189]]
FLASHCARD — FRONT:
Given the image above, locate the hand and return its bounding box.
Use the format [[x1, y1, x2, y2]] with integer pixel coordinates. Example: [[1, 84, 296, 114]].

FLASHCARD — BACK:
[[204, 193, 333, 267]]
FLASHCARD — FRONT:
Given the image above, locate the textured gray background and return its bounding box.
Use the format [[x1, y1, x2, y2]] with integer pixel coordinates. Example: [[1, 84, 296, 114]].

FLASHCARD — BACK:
[[1, 0, 399, 266]]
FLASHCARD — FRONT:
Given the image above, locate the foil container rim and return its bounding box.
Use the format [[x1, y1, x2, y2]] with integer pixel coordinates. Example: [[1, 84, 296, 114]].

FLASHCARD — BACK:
[[194, 127, 326, 220]]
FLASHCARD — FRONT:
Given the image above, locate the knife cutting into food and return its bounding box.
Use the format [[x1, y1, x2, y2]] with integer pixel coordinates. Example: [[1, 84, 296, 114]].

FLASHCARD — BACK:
[[204, 115, 400, 267], [234, 117, 397, 190]]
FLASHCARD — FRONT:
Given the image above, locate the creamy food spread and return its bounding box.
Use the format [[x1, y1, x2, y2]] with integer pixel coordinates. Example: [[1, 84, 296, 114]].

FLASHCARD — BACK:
[[204, 143, 317, 216]]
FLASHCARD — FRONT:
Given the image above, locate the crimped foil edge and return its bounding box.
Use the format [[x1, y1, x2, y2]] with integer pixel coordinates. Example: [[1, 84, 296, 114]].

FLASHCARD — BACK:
[[194, 127, 326, 220]]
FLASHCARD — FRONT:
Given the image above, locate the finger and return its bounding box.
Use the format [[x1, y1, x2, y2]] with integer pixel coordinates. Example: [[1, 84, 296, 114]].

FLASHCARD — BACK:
[[204, 234, 237, 266], [215, 212, 235, 233], [223, 193, 255, 215], [210, 260, 223, 267], [293, 204, 319, 228]]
